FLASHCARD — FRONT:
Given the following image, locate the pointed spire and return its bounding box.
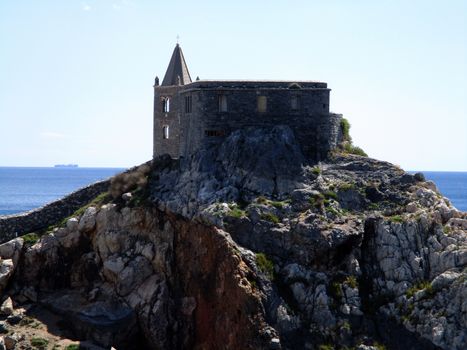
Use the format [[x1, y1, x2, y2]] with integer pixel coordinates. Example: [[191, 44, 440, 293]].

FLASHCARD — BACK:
[[161, 44, 192, 86]]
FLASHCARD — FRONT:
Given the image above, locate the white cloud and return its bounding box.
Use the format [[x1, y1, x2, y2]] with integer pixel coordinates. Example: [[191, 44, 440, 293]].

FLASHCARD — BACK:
[[82, 3, 92, 11], [40, 131, 67, 139], [112, 0, 132, 11]]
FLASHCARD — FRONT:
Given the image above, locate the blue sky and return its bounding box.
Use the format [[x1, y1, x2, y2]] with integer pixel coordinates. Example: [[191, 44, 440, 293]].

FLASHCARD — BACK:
[[0, 0, 466, 170]]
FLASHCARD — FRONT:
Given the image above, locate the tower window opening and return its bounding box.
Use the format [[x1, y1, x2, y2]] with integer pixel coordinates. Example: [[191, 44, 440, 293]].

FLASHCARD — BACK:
[[218, 95, 228, 112], [163, 125, 169, 139], [162, 97, 170, 112], [257, 96, 267, 113]]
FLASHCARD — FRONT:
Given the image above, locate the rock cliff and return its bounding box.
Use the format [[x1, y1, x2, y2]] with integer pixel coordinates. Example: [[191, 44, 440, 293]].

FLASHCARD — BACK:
[[0, 126, 465, 350]]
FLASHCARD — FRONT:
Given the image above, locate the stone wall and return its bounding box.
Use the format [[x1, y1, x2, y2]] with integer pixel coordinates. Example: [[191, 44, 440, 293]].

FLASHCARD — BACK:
[[153, 85, 184, 158], [179, 82, 341, 160], [0, 179, 110, 243], [153, 80, 342, 160]]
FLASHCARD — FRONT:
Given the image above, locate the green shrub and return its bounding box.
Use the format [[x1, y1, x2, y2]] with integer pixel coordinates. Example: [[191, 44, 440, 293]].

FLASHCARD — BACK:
[[373, 342, 387, 350], [65, 344, 82, 350], [19, 316, 35, 326], [406, 281, 434, 298], [343, 143, 368, 157], [59, 191, 110, 227], [22, 232, 40, 245], [256, 253, 274, 279], [110, 164, 150, 199], [270, 200, 286, 209], [256, 196, 268, 204], [340, 118, 351, 142], [318, 344, 335, 350], [368, 203, 380, 210], [261, 212, 280, 224], [329, 281, 343, 299], [389, 215, 404, 223], [345, 275, 358, 289], [309, 197, 320, 209], [325, 206, 341, 216], [342, 321, 351, 331], [31, 338, 48, 349], [228, 207, 247, 218], [312, 166, 321, 175], [309, 192, 327, 210], [324, 190, 338, 201], [339, 183, 355, 191]]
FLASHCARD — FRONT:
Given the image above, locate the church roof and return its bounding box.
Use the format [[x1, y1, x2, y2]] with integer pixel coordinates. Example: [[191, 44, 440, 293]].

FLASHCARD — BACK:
[[161, 44, 192, 86]]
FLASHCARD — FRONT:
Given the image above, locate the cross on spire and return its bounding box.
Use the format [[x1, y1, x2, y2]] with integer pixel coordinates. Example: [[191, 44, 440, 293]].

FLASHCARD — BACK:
[[176, 35, 179, 44]]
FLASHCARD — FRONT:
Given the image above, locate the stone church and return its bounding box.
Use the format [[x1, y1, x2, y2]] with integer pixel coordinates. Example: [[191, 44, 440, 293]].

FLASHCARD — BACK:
[[153, 44, 342, 161]]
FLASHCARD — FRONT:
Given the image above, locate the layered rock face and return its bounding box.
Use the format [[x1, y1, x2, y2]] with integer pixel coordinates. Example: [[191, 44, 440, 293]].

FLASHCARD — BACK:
[[0, 126, 465, 349], [1, 205, 273, 349]]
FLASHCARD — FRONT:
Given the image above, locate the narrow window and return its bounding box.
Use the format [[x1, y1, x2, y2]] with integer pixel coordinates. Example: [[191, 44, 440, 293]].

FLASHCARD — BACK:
[[162, 97, 170, 112], [218, 95, 228, 112], [163, 125, 169, 139], [257, 96, 267, 113], [185, 95, 192, 113], [291, 95, 300, 110]]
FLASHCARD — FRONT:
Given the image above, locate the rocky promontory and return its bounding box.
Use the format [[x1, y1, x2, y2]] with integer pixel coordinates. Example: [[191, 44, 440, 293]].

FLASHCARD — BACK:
[[0, 126, 465, 349]]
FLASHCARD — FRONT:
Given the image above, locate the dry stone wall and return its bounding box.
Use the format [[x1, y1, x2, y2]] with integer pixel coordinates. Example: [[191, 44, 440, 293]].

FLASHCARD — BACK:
[[0, 179, 110, 243]]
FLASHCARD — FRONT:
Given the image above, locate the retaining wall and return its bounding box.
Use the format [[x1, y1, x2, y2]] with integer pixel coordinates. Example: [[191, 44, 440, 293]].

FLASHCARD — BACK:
[[0, 179, 110, 244]]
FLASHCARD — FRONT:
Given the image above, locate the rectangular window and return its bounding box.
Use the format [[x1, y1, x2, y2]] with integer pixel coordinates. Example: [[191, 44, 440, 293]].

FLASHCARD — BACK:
[[291, 95, 300, 111], [218, 95, 228, 112], [257, 96, 267, 113], [163, 125, 169, 139], [185, 95, 192, 113], [205, 130, 225, 137]]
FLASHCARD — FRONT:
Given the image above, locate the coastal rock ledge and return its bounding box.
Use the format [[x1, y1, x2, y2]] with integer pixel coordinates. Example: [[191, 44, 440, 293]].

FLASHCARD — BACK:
[[0, 126, 465, 350]]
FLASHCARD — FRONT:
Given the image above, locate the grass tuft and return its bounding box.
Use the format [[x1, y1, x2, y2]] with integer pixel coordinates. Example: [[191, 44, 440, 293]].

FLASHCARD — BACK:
[[311, 166, 321, 175], [228, 207, 247, 218], [22, 232, 41, 245], [261, 212, 280, 224], [343, 143, 368, 157], [406, 281, 434, 299], [256, 253, 274, 279], [31, 338, 48, 349], [345, 275, 358, 289], [388, 215, 404, 223]]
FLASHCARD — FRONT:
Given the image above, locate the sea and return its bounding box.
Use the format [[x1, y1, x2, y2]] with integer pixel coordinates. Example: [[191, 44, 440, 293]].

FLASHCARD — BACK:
[[0, 167, 124, 216], [0, 168, 466, 216], [417, 171, 467, 212]]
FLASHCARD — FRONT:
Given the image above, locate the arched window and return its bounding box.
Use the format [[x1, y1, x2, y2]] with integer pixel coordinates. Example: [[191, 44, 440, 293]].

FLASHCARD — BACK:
[[163, 125, 169, 139], [218, 95, 228, 112], [161, 97, 170, 112]]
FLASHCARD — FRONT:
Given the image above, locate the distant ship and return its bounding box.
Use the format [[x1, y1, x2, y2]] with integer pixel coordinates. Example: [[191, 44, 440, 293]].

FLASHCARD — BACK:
[[54, 164, 78, 168]]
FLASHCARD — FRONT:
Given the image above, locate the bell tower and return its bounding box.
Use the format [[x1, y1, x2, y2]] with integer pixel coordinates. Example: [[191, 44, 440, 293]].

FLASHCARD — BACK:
[[153, 44, 192, 158]]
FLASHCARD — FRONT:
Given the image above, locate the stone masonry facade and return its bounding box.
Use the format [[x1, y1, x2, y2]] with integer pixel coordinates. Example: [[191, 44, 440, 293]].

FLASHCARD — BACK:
[[154, 45, 343, 161]]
